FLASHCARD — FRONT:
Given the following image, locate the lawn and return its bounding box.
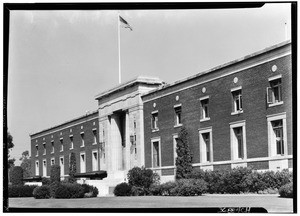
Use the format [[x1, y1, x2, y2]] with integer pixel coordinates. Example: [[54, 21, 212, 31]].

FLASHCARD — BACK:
[[8, 194, 293, 213]]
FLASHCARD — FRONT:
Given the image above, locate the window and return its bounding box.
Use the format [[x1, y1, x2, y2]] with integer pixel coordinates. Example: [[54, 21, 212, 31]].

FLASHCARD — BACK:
[[51, 158, 55, 166], [35, 145, 39, 157], [93, 130, 97, 144], [60, 139, 64, 152], [43, 159, 47, 177], [80, 133, 85, 147], [92, 150, 98, 171], [35, 161, 39, 176], [173, 134, 178, 165], [200, 96, 210, 121], [134, 135, 137, 160], [232, 88, 242, 113], [230, 121, 246, 160], [174, 105, 182, 126], [199, 128, 213, 163], [43, 143, 46, 155], [69, 136, 73, 149], [151, 138, 161, 168], [51, 141, 54, 154], [267, 113, 287, 157], [60, 156, 64, 177], [151, 112, 158, 130], [267, 77, 282, 105], [80, 152, 86, 173]]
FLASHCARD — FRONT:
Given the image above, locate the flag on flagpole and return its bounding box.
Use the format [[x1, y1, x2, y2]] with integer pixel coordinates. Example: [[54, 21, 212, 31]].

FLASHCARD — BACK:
[[119, 16, 133, 31]]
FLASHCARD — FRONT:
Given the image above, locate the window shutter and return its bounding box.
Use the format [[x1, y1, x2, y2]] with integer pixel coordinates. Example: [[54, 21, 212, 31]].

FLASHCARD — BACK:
[[267, 87, 273, 103]]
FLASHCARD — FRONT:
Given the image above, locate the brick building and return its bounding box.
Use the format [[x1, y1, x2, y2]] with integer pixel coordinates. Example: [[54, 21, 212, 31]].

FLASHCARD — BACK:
[[29, 40, 293, 193], [142, 41, 292, 182]]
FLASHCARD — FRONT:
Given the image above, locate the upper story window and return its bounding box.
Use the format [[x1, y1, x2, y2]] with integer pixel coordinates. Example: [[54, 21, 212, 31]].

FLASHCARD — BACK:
[[151, 111, 158, 131], [43, 143, 46, 155], [267, 76, 282, 106], [35, 145, 39, 157], [200, 96, 210, 121], [60, 138, 64, 152], [231, 87, 243, 114], [69, 136, 74, 149], [80, 133, 85, 147], [93, 129, 97, 144], [51, 141, 54, 154], [174, 105, 182, 126]]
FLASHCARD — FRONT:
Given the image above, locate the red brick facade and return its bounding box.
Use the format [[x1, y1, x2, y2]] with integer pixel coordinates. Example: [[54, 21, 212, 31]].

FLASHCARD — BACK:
[[142, 41, 292, 180]]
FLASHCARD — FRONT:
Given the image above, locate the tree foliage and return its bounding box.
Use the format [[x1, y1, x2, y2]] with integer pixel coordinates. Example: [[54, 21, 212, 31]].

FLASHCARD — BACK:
[[175, 127, 193, 180], [50, 165, 61, 183], [20, 150, 32, 178], [6, 131, 15, 169], [69, 152, 77, 183], [10, 166, 23, 185]]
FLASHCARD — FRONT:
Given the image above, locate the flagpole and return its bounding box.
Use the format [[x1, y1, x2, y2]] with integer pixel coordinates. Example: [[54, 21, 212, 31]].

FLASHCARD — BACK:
[[118, 12, 121, 84]]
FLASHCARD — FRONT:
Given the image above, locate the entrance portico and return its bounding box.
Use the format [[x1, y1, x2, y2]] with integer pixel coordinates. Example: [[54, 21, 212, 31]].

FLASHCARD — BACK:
[[95, 76, 163, 183]]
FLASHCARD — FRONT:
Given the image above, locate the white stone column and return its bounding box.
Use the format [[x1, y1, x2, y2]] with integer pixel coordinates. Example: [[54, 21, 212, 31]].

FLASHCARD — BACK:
[[138, 107, 145, 167], [125, 111, 131, 171]]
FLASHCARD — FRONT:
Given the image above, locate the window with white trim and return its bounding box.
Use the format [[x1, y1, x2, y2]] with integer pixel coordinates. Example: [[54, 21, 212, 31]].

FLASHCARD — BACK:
[[92, 150, 99, 171], [230, 121, 246, 160], [69, 136, 73, 149], [60, 156, 64, 177], [174, 105, 182, 126], [173, 134, 178, 165], [51, 141, 54, 154], [151, 112, 159, 130], [267, 78, 282, 105], [60, 139, 64, 152], [200, 97, 210, 121], [35, 145, 39, 157], [51, 158, 55, 166], [267, 113, 287, 157], [151, 138, 161, 168], [199, 128, 213, 163], [42, 159, 47, 177], [43, 143, 46, 155], [80, 152, 86, 173], [232, 89, 242, 113], [35, 161, 39, 176], [80, 133, 85, 147], [93, 130, 97, 144]]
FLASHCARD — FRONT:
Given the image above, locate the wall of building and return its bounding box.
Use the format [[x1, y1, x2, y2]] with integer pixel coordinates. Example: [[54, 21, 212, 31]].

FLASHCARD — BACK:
[[30, 111, 99, 178], [142, 43, 292, 181]]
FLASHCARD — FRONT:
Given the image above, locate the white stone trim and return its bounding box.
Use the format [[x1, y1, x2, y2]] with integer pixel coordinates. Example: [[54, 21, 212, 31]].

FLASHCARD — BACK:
[[199, 127, 213, 163], [199, 95, 209, 101], [151, 137, 161, 168], [269, 101, 284, 107], [268, 74, 282, 81], [151, 110, 158, 114], [173, 134, 178, 166], [231, 86, 242, 92], [230, 120, 247, 161], [173, 103, 182, 108]]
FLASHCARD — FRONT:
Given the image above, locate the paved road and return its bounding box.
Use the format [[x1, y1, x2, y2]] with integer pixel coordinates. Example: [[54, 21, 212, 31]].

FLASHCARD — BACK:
[[8, 194, 293, 213]]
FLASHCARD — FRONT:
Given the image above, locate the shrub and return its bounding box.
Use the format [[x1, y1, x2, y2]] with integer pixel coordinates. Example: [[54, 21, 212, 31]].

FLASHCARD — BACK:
[[160, 181, 178, 196], [171, 179, 207, 196], [54, 183, 85, 199], [175, 127, 193, 179], [42, 177, 51, 185], [50, 165, 61, 183], [114, 182, 132, 196], [33, 185, 51, 199], [127, 167, 160, 189], [8, 185, 37, 197], [81, 184, 99, 197], [131, 186, 147, 196], [279, 182, 293, 198], [49, 181, 61, 198], [10, 166, 23, 186]]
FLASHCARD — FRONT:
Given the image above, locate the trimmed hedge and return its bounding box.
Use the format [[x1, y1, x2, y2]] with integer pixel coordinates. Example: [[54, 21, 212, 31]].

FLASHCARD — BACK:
[[54, 183, 85, 199], [10, 166, 23, 186], [171, 179, 208, 196], [187, 167, 292, 194], [114, 182, 132, 196], [42, 177, 51, 185], [279, 182, 293, 198], [82, 184, 99, 198], [127, 167, 160, 189], [8, 185, 37, 197], [33, 185, 51, 199]]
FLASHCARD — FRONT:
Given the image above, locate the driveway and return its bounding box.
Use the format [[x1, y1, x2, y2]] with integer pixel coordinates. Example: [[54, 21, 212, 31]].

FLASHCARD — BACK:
[[8, 194, 293, 213]]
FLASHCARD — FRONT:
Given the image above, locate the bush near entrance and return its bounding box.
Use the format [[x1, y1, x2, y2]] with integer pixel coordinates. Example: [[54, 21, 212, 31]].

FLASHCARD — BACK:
[[8, 185, 37, 197], [10, 166, 23, 186], [279, 182, 293, 198]]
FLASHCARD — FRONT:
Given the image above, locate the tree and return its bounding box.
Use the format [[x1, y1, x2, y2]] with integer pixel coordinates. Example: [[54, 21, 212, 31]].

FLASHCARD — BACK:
[[20, 150, 32, 178], [175, 127, 193, 179], [7, 131, 15, 169], [69, 152, 77, 183]]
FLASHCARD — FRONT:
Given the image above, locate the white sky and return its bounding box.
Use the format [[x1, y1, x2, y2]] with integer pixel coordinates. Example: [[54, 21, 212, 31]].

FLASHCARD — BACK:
[[7, 3, 291, 164]]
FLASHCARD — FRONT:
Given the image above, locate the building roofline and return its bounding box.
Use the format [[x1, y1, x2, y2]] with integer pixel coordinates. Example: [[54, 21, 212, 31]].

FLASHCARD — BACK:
[[29, 110, 98, 137], [142, 40, 291, 98], [94, 75, 164, 100]]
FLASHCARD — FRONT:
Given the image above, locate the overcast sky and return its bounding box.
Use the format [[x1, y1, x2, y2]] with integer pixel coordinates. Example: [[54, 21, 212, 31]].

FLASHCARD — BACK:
[[7, 3, 291, 164]]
